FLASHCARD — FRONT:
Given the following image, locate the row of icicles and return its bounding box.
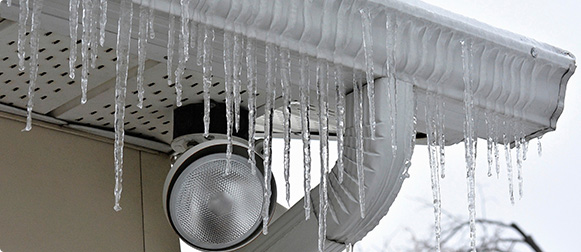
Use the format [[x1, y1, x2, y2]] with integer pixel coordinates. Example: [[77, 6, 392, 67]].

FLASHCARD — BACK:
[[6, 0, 544, 251]]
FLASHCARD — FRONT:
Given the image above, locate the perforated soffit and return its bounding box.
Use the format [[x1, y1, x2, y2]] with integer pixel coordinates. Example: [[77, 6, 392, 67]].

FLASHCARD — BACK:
[[0, 18, 332, 148]]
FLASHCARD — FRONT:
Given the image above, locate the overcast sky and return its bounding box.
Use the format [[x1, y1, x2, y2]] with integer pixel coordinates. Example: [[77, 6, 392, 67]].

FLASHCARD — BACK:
[[182, 0, 581, 251]]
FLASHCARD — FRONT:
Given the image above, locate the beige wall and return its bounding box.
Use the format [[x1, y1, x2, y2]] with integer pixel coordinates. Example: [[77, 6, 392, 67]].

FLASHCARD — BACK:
[[0, 115, 179, 252]]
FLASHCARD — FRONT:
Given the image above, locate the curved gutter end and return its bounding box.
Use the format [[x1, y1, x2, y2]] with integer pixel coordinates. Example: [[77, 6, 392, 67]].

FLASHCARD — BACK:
[[238, 79, 416, 252], [319, 78, 415, 245], [549, 60, 576, 131]]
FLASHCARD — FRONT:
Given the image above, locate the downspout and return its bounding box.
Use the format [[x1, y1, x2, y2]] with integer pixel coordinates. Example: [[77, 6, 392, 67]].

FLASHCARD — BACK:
[[239, 78, 415, 251]]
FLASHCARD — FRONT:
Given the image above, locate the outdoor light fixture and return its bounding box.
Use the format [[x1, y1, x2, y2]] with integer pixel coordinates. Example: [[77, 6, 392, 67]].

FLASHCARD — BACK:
[[163, 103, 276, 251]]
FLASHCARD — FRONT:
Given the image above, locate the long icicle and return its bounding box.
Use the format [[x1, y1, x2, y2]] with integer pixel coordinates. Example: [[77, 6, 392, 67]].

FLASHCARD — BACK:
[[494, 114, 501, 178], [335, 65, 345, 183], [514, 127, 524, 199], [385, 12, 398, 159], [515, 132, 523, 199], [354, 71, 366, 219], [166, 0, 175, 88], [196, 22, 204, 66], [436, 95, 446, 178], [233, 34, 244, 133], [425, 91, 441, 252], [317, 60, 329, 252], [360, 8, 376, 139], [262, 43, 276, 235], [300, 54, 312, 220], [69, 0, 80, 80], [280, 47, 292, 206], [23, 0, 43, 132], [202, 24, 214, 138], [174, 0, 190, 107], [190, 22, 197, 51], [147, 0, 154, 39], [17, 0, 29, 72], [80, 0, 94, 104], [174, 30, 185, 107], [461, 39, 477, 252], [486, 111, 494, 177], [136, 0, 148, 108], [179, 0, 189, 59], [223, 31, 234, 174], [90, 1, 99, 69], [99, 0, 107, 46], [503, 120, 514, 204], [113, 0, 133, 212], [401, 84, 417, 179], [246, 39, 257, 176]]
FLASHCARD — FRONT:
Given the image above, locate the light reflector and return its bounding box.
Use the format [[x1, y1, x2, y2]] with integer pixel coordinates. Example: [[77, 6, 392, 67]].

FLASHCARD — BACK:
[[164, 139, 276, 251]]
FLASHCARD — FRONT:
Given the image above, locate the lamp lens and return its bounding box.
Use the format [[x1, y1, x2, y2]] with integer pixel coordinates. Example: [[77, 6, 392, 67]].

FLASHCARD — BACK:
[[169, 153, 264, 250]]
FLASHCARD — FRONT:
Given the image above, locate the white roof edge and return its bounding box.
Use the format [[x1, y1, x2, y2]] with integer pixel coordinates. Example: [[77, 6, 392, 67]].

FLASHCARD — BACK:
[[369, 0, 575, 65]]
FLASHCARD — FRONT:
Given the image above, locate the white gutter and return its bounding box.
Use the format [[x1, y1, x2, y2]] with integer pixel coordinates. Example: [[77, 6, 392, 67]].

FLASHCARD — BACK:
[[1, 0, 574, 142], [168, 0, 574, 143]]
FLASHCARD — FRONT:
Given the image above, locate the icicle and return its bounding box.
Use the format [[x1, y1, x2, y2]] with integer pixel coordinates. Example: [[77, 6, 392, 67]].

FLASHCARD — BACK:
[[537, 136, 542, 156], [113, 0, 133, 212], [23, 0, 43, 132], [359, 9, 376, 139], [436, 96, 445, 178], [136, 0, 148, 109], [461, 39, 477, 252], [80, 0, 94, 104], [522, 137, 528, 161], [401, 85, 417, 179], [299, 54, 312, 220], [318, 169, 329, 252], [223, 31, 234, 174], [493, 114, 501, 178], [334, 65, 345, 184], [202, 25, 214, 138], [233, 34, 244, 132], [179, 0, 190, 59], [69, 0, 80, 80], [345, 243, 353, 252], [246, 39, 257, 176], [425, 91, 442, 252], [385, 12, 398, 159], [516, 134, 523, 199], [317, 59, 329, 252], [485, 112, 494, 177], [354, 71, 366, 219], [166, 2, 175, 88], [173, 0, 190, 107], [147, 0, 154, 39], [466, 151, 477, 252], [90, 1, 99, 69], [280, 47, 292, 206], [503, 121, 514, 205], [99, 0, 107, 46], [262, 43, 276, 235], [196, 23, 204, 66], [18, 0, 29, 72], [190, 22, 197, 50], [174, 32, 185, 107]]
